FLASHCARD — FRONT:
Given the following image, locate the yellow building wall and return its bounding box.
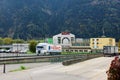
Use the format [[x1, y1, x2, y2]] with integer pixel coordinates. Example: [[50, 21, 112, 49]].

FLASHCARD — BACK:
[[90, 38, 115, 49]]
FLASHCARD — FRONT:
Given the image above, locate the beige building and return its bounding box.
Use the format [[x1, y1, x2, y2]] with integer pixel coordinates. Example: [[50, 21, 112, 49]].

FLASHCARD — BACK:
[[90, 37, 116, 49]]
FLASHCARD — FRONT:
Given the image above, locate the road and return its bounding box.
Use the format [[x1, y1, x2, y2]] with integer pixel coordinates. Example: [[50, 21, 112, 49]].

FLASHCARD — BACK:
[[0, 63, 52, 73], [0, 57, 114, 80]]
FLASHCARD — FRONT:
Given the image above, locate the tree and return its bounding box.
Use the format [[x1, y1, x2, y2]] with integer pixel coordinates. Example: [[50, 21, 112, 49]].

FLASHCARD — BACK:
[[29, 40, 37, 53], [0, 38, 4, 45], [3, 37, 13, 45], [12, 39, 25, 43]]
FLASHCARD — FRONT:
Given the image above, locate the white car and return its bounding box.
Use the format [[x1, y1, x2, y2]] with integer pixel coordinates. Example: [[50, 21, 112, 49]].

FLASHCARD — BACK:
[[0, 49, 5, 53], [5, 49, 12, 53]]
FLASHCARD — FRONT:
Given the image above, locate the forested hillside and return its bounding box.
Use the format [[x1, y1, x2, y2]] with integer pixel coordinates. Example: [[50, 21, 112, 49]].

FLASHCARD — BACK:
[[0, 0, 120, 40]]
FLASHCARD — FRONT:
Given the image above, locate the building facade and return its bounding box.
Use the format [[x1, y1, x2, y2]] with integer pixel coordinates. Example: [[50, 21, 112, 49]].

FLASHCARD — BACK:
[[72, 38, 90, 46], [90, 37, 116, 49], [53, 32, 75, 47], [11, 43, 29, 53], [63, 46, 91, 53]]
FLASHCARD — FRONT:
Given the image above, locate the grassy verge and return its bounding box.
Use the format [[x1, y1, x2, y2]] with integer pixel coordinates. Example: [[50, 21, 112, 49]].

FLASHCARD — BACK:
[[9, 66, 29, 72], [26, 50, 34, 54]]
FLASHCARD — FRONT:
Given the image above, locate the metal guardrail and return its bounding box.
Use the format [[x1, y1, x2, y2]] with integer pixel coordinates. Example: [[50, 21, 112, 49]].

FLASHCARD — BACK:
[[62, 54, 104, 65], [0, 53, 36, 57], [0, 54, 103, 64]]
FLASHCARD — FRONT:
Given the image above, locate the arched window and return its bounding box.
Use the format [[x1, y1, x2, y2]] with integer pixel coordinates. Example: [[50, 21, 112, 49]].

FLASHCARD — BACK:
[[62, 37, 70, 44]]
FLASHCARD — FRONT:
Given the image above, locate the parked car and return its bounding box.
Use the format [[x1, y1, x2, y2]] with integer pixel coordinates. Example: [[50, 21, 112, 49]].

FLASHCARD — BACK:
[[5, 49, 12, 53], [0, 49, 5, 53]]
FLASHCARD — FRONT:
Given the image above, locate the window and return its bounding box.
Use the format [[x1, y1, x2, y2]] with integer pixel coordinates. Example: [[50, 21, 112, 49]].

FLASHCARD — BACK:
[[84, 50, 88, 52], [66, 50, 69, 52], [37, 46, 44, 50], [75, 50, 78, 52], [79, 50, 83, 52], [97, 39, 99, 41], [71, 37, 74, 42], [97, 46, 99, 48], [70, 50, 73, 52], [58, 37, 61, 44], [109, 39, 112, 42], [37, 46, 43, 48]]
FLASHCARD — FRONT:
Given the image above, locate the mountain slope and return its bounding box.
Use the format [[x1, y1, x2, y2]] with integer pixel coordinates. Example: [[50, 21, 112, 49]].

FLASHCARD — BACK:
[[0, 0, 120, 40]]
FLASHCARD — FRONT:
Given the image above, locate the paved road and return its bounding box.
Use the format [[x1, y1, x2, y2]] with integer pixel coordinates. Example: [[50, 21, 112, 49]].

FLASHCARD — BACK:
[[0, 57, 114, 80], [0, 63, 52, 73]]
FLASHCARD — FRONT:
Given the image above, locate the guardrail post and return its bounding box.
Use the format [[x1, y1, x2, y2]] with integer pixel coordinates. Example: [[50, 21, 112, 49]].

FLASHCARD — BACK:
[[3, 63, 6, 73]]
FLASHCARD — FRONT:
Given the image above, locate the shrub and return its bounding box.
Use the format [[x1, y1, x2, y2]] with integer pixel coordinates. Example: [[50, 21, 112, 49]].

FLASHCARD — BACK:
[[29, 40, 37, 53], [106, 56, 120, 80], [20, 66, 26, 70]]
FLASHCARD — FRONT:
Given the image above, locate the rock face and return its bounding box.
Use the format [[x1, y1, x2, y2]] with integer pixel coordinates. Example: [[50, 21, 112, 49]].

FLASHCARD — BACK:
[[106, 56, 120, 80]]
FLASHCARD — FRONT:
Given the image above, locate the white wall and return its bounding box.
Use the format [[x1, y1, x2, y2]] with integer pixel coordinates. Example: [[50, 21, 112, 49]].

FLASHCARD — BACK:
[[12, 44, 29, 53], [53, 33, 75, 46]]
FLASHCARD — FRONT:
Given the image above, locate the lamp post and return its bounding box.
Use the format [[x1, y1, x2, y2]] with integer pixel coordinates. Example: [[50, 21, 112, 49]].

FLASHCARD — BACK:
[[3, 63, 6, 73], [16, 43, 19, 57]]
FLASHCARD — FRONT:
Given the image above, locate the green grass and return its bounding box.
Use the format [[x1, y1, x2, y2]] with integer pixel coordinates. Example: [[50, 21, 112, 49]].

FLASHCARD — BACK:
[[26, 50, 34, 54], [9, 66, 28, 72]]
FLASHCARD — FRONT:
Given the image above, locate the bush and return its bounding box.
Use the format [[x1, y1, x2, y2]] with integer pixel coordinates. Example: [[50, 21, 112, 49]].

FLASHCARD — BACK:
[[20, 66, 26, 70], [29, 40, 37, 53], [106, 56, 120, 80]]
